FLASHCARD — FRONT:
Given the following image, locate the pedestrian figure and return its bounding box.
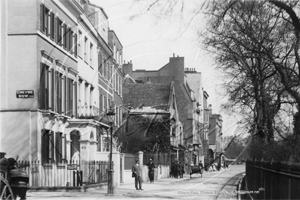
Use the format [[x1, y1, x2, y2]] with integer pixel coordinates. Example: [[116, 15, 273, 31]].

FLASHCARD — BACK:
[[198, 161, 204, 177], [147, 158, 156, 183], [175, 160, 180, 179], [173, 159, 179, 178], [132, 160, 143, 190], [170, 161, 175, 178]]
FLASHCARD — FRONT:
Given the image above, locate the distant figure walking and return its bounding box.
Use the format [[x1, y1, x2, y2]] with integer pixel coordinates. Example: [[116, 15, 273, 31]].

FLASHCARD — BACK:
[[132, 160, 143, 190], [147, 158, 156, 183]]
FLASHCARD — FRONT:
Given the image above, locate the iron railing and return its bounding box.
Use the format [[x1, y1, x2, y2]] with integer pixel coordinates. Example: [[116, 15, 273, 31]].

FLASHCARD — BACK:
[[245, 160, 300, 199], [16, 160, 110, 187]]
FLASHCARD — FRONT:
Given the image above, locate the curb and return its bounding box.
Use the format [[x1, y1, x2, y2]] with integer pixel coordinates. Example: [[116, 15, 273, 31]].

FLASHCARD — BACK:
[[237, 174, 246, 200]]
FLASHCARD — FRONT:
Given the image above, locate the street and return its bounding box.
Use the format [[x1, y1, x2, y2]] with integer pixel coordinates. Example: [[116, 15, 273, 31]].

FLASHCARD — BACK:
[[26, 164, 245, 200]]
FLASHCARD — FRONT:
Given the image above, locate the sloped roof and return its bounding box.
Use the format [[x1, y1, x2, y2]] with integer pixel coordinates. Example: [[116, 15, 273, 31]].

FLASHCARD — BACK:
[[123, 83, 171, 109]]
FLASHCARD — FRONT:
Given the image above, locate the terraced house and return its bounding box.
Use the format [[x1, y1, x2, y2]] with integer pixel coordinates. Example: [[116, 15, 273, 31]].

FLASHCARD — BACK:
[[0, 0, 124, 187]]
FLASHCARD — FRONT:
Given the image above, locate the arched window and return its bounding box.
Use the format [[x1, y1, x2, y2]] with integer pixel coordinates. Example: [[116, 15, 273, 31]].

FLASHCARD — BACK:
[[90, 131, 94, 140], [70, 130, 80, 159]]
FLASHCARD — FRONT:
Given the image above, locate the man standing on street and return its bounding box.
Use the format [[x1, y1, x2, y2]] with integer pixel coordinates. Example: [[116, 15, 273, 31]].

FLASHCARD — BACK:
[[199, 161, 204, 177], [132, 160, 143, 190]]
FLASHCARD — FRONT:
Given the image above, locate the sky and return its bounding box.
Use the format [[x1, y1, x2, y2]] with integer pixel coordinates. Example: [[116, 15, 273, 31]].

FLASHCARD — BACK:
[[90, 0, 239, 136]]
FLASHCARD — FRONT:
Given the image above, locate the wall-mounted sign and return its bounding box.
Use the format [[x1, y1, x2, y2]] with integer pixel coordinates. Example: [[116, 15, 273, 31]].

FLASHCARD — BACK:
[[16, 90, 34, 98], [67, 164, 78, 170]]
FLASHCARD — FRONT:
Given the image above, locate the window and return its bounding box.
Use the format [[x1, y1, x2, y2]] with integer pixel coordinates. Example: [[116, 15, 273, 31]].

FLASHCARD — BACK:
[[119, 107, 122, 126], [90, 43, 93, 66], [64, 77, 67, 113], [41, 130, 54, 163], [70, 130, 80, 161], [116, 74, 119, 93], [106, 63, 109, 80], [96, 129, 102, 152], [51, 68, 55, 111], [115, 71, 117, 91], [57, 18, 62, 46], [84, 37, 88, 62], [40, 4, 50, 35], [103, 58, 106, 77], [103, 135, 109, 152], [99, 93, 103, 113], [104, 95, 107, 112], [56, 71, 63, 114], [67, 78, 74, 117], [116, 107, 119, 126], [69, 30, 73, 53], [40, 63, 49, 110], [108, 98, 111, 110], [78, 31, 82, 58], [74, 33, 77, 57], [55, 132, 63, 163], [103, 59, 107, 78], [98, 53, 103, 74], [108, 64, 111, 82], [112, 67, 115, 89], [63, 24, 67, 49], [50, 12, 55, 39], [119, 75, 122, 96]]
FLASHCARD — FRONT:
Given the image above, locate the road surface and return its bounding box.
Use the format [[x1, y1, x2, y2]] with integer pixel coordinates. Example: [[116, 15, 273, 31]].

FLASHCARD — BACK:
[[27, 164, 245, 200]]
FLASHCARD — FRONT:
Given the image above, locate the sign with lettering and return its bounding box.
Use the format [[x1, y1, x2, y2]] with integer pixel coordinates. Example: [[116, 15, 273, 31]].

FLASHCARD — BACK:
[[67, 164, 78, 170], [16, 90, 34, 98]]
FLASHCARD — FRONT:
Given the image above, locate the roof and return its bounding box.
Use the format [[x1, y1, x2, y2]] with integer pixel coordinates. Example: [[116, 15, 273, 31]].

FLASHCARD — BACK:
[[123, 83, 171, 109]]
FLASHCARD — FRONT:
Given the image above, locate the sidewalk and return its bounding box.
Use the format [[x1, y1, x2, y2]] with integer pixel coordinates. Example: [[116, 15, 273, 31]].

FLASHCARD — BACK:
[[26, 173, 200, 199], [26, 169, 242, 199]]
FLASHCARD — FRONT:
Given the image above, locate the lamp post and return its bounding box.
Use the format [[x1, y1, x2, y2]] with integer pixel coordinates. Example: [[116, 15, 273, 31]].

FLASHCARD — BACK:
[[106, 107, 115, 195]]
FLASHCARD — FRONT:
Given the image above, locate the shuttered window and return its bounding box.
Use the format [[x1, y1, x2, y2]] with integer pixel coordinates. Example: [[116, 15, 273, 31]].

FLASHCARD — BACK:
[[63, 24, 67, 49], [74, 33, 77, 57], [51, 68, 55, 111], [40, 63, 49, 110], [55, 132, 63, 163], [41, 129, 50, 163], [57, 18, 62, 46], [68, 78, 74, 117], [56, 72, 62, 114], [54, 16, 57, 43], [50, 12, 55, 39], [40, 4, 44, 32], [69, 30, 73, 53], [98, 53, 103, 75]]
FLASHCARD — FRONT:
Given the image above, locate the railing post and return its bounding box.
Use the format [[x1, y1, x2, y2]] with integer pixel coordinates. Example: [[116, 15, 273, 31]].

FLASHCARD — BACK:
[[73, 171, 75, 186]]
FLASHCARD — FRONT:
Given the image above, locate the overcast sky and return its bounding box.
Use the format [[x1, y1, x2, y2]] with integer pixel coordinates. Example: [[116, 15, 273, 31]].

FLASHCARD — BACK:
[[90, 0, 239, 136]]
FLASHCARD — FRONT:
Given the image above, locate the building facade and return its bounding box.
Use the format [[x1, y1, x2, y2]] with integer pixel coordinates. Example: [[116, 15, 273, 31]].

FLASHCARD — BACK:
[[0, 0, 123, 186]]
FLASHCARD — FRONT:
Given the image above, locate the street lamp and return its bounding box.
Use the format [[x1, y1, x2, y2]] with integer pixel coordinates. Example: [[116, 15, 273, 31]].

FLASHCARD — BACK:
[[106, 107, 115, 195]]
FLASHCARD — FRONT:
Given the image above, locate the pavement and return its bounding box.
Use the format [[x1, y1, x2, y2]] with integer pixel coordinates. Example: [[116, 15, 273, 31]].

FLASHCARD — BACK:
[[26, 166, 245, 200]]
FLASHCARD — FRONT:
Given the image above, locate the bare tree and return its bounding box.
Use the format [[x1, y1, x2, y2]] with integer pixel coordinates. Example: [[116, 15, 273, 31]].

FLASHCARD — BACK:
[[202, 1, 295, 140]]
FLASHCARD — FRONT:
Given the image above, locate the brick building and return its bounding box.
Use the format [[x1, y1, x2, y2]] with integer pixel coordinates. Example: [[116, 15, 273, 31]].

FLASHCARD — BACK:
[[122, 54, 205, 170]]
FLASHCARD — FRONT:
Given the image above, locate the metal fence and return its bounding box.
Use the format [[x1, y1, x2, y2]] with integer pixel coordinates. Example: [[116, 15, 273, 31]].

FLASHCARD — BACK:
[[17, 160, 110, 187], [246, 160, 300, 199], [143, 152, 172, 166], [124, 153, 137, 170]]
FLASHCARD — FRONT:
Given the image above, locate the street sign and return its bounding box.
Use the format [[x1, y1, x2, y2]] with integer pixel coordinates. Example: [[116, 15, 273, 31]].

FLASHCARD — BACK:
[[67, 164, 78, 170], [16, 90, 34, 98]]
